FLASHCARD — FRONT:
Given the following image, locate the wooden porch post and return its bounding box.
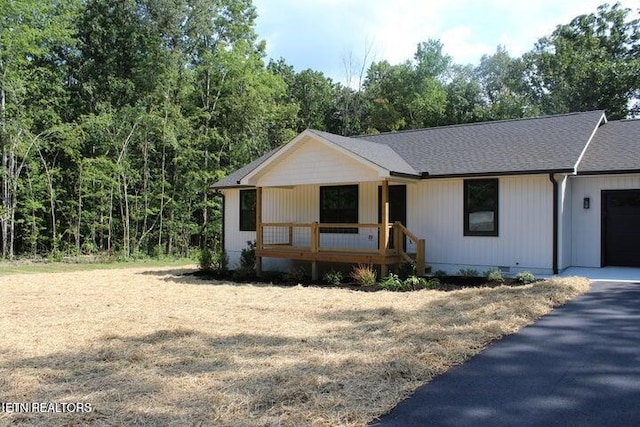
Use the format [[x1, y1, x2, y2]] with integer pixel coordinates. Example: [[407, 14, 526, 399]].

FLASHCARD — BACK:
[[255, 186, 263, 277], [380, 180, 389, 277]]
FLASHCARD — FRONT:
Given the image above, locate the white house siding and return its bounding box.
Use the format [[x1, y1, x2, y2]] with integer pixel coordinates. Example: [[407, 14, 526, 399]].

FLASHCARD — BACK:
[[223, 182, 382, 270], [251, 137, 380, 187], [222, 188, 257, 269], [558, 175, 573, 270], [571, 174, 640, 267], [407, 175, 554, 275]]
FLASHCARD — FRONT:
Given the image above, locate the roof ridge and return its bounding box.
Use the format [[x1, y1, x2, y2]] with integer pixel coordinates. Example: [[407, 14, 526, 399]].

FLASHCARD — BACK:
[[354, 110, 605, 139]]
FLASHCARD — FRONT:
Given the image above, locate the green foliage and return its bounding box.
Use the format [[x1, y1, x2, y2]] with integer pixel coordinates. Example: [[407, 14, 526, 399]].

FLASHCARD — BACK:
[[516, 271, 537, 284], [350, 264, 377, 286], [485, 268, 505, 283], [240, 241, 256, 270], [323, 270, 343, 286], [0, 1, 635, 262], [378, 274, 440, 291], [457, 268, 479, 277], [378, 273, 404, 290], [523, 3, 640, 118]]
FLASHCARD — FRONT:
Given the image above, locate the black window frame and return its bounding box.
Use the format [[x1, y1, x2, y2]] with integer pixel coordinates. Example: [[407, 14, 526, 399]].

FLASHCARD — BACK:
[[239, 189, 257, 232], [319, 184, 359, 234], [464, 178, 499, 237]]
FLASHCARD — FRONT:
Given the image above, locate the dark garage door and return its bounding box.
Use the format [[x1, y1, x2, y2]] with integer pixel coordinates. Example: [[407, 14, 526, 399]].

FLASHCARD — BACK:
[[602, 190, 640, 267]]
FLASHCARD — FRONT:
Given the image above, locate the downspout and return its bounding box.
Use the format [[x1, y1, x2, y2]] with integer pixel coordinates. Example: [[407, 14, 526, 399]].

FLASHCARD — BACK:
[[548, 173, 559, 275]]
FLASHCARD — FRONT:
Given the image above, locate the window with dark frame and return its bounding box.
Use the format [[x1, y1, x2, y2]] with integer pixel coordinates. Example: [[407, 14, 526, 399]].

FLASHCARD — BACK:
[[319, 185, 358, 233], [464, 179, 498, 236], [239, 189, 257, 231]]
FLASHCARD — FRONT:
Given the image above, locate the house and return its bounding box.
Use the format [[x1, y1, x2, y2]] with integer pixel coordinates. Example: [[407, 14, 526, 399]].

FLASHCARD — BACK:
[[212, 110, 640, 279]]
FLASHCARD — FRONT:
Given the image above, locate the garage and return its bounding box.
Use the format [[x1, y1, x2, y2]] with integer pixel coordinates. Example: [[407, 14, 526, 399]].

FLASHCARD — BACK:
[[602, 190, 640, 267]]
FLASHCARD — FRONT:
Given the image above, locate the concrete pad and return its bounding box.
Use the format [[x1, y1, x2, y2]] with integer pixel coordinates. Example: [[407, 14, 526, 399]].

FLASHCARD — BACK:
[[559, 266, 640, 282]]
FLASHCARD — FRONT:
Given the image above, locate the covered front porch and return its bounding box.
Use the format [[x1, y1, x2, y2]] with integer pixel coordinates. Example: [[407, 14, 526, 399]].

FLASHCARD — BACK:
[[235, 129, 427, 280], [253, 181, 426, 281]]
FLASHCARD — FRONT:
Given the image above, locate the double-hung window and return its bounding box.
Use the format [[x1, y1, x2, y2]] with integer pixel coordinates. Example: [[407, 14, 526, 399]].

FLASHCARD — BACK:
[[464, 179, 498, 236]]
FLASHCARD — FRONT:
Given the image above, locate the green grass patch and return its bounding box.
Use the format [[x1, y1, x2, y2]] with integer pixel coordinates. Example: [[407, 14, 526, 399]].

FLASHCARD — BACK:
[[0, 258, 195, 276]]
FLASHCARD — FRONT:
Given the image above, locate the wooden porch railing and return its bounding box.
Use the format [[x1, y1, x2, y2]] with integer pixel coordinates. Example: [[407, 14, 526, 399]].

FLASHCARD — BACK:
[[393, 222, 426, 275], [257, 222, 426, 277]]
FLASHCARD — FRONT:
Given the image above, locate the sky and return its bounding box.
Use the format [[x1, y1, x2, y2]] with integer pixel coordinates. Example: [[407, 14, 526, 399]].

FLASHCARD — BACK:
[[252, 0, 640, 85]]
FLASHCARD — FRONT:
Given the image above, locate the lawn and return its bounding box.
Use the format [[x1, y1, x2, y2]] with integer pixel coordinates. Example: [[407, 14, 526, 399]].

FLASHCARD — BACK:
[[0, 266, 589, 426]]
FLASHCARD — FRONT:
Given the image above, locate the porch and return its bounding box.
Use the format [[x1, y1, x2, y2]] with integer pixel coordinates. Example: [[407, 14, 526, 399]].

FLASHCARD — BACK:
[[254, 183, 426, 281]]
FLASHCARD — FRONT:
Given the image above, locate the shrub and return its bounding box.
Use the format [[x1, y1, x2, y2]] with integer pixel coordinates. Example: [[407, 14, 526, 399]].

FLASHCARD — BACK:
[[379, 273, 405, 291], [485, 268, 505, 283], [240, 240, 256, 270], [516, 271, 536, 284], [199, 248, 214, 271], [404, 275, 440, 290], [323, 270, 343, 286], [350, 264, 377, 286], [457, 268, 479, 277]]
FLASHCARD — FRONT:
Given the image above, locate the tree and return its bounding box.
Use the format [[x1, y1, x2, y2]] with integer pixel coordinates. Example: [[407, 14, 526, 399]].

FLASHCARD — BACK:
[[475, 46, 536, 120], [524, 2, 640, 119]]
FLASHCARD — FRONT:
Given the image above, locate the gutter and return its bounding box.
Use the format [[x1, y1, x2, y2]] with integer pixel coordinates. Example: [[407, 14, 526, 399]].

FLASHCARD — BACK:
[[548, 173, 559, 275], [421, 168, 575, 179], [389, 171, 422, 180]]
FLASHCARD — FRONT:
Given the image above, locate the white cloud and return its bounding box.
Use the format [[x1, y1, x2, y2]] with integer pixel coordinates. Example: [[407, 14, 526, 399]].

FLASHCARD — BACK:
[[253, 0, 640, 84]]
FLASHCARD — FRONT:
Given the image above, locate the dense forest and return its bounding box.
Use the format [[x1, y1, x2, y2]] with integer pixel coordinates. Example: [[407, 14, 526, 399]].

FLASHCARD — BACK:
[[0, 0, 638, 260]]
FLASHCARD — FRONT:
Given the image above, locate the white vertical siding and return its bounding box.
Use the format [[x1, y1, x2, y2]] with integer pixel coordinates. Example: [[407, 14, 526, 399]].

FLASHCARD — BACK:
[[224, 175, 558, 274], [253, 138, 380, 187], [558, 175, 573, 270], [407, 175, 553, 274], [571, 174, 640, 267], [223, 183, 382, 270], [222, 188, 256, 268]]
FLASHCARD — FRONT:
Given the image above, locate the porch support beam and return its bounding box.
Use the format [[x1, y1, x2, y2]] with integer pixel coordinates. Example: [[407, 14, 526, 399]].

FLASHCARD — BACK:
[[380, 179, 389, 277], [255, 186, 263, 277]]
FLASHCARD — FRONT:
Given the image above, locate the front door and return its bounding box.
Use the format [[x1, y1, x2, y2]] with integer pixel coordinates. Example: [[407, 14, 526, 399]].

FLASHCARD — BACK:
[[602, 190, 640, 267], [378, 185, 407, 250]]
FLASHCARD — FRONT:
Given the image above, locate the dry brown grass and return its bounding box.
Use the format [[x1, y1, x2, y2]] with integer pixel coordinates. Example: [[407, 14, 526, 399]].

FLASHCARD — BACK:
[[0, 266, 589, 426]]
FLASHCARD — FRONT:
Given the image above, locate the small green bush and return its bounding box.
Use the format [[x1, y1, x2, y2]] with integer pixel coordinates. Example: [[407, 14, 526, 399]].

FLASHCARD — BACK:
[[516, 271, 536, 284], [240, 240, 256, 270], [379, 273, 405, 291], [457, 268, 479, 277], [350, 264, 377, 286], [199, 248, 214, 271], [323, 270, 343, 286], [485, 268, 505, 283]]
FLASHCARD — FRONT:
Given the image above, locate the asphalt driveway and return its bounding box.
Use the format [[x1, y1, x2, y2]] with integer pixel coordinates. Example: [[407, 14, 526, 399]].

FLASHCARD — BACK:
[[372, 281, 640, 426]]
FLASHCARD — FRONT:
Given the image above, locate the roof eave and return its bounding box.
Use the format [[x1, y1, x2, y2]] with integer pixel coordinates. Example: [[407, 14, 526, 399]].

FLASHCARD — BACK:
[[420, 169, 575, 179], [576, 169, 640, 176]]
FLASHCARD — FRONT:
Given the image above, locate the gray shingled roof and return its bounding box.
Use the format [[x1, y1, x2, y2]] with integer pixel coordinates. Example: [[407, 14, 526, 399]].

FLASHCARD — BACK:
[[356, 110, 605, 176], [307, 129, 418, 176], [578, 119, 640, 174], [212, 145, 286, 189], [213, 110, 611, 189]]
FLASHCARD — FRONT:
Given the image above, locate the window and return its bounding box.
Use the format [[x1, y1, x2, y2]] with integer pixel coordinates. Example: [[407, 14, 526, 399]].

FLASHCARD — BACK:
[[464, 179, 498, 236], [320, 185, 358, 233], [239, 189, 256, 231]]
